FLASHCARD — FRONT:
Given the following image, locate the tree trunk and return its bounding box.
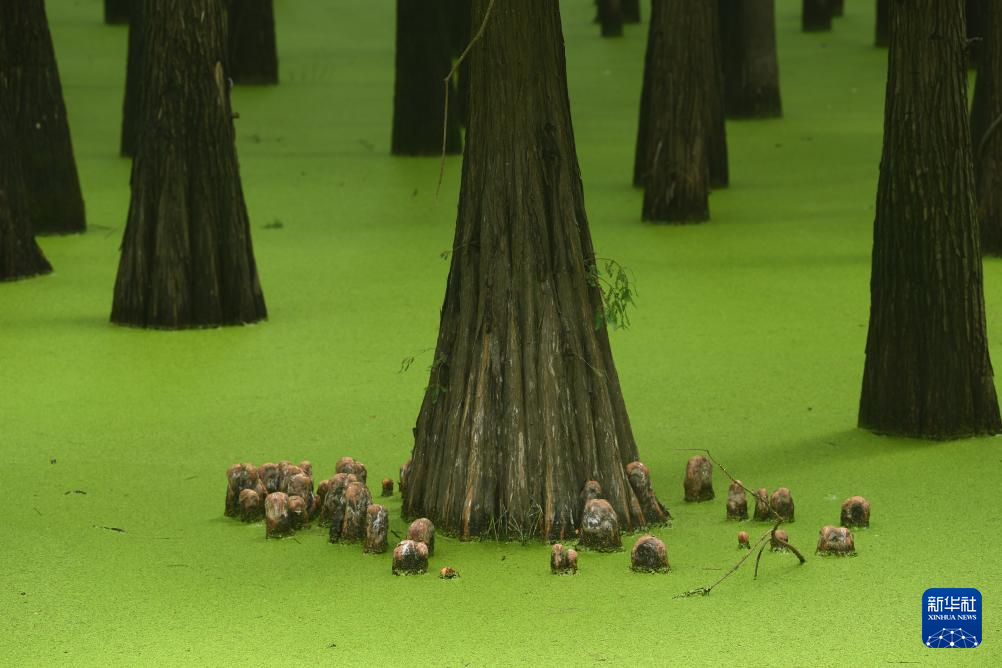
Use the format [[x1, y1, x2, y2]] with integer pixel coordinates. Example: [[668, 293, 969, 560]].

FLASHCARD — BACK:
[[875, 0, 889, 47], [227, 0, 278, 85], [859, 0, 1001, 439], [719, 0, 783, 118], [392, 0, 461, 156], [972, 0, 1002, 254], [104, 0, 130, 24], [708, 0, 729, 188], [623, 0, 641, 23], [0, 0, 86, 235], [0, 84, 51, 281], [639, 0, 717, 222], [802, 0, 833, 32], [598, 0, 624, 37], [404, 0, 656, 541], [111, 0, 267, 329], [831, 0, 844, 17], [632, 13, 656, 187], [120, 0, 146, 157], [968, 0, 984, 66], [448, 0, 471, 127]]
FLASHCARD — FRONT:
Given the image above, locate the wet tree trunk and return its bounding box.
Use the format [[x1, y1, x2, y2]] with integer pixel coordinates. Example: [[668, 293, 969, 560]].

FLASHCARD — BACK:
[[632, 12, 656, 187], [598, 0, 624, 37], [404, 0, 654, 540], [0, 79, 51, 281], [875, 0, 889, 47], [708, 0, 729, 188], [971, 0, 1002, 254], [120, 0, 146, 157], [111, 0, 267, 329], [719, 0, 782, 118], [105, 0, 130, 24], [623, 0, 641, 23], [638, 0, 717, 222], [227, 0, 279, 85], [392, 0, 461, 156], [0, 1, 86, 235], [859, 0, 1001, 439], [802, 0, 833, 32], [968, 0, 984, 65]]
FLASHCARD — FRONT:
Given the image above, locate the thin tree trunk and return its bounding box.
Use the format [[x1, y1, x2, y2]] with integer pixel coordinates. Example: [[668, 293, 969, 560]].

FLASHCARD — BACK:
[[633, 12, 656, 187], [708, 0, 729, 188], [859, 0, 1001, 439], [623, 0, 641, 23], [972, 0, 1002, 254], [392, 0, 461, 155], [111, 0, 267, 329], [719, 0, 783, 118], [875, 0, 889, 47], [104, 0, 130, 24], [405, 0, 656, 540], [639, 0, 716, 222], [120, 0, 146, 157], [227, 0, 279, 85], [0, 0, 86, 235], [802, 0, 833, 32], [598, 0, 624, 37]]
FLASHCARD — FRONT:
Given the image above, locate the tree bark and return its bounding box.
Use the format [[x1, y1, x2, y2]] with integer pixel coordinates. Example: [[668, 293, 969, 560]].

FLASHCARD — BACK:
[[105, 0, 130, 24], [719, 0, 783, 118], [226, 0, 279, 85], [623, 0, 641, 23], [859, 0, 1001, 439], [0, 0, 86, 235], [638, 0, 718, 222], [875, 0, 889, 47], [111, 0, 267, 329], [598, 0, 624, 37], [404, 0, 655, 540], [971, 0, 1002, 254], [708, 0, 729, 188], [802, 0, 833, 32], [120, 0, 146, 157], [831, 0, 844, 17], [392, 0, 461, 156]]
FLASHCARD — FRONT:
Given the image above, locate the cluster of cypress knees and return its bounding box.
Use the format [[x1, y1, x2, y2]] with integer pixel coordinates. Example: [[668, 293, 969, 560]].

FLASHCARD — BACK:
[[224, 453, 869, 576]]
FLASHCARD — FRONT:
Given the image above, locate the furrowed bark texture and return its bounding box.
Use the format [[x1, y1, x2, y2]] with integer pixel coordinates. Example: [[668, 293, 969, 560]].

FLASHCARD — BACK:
[[392, 0, 461, 155], [105, 0, 130, 24], [111, 0, 267, 328], [802, 0, 833, 32], [0, 81, 51, 281], [0, 0, 86, 235], [227, 0, 279, 84], [972, 0, 1002, 253], [598, 0, 624, 37], [876, 0, 889, 47], [405, 0, 652, 541], [120, 0, 146, 157], [639, 0, 716, 222], [719, 0, 783, 118], [623, 0, 641, 23], [859, 0, 1001, 439]]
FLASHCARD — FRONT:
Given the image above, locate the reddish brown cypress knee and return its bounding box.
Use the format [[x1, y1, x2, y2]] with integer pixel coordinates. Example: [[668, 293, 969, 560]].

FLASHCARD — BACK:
[[336, 457, 367, 484], [338, 481, 372, 542], [737, 530, 751, 549], [439, 567, 459, 579], [769, 487, 795, 522], [840, 496, 871, 528], [753, 487, 772, 520], [324, 474, 356, 540], [392, 540, 429, 575], [365, 504, 389, 554], [579, 499, 621, 551], [408, 518, 436, 556], [578, 480, 603, 526], [287, 495, 308, 530], [631, 535, 670, 572], [770, 529, 789, 551], [287, 473, 314, 516], [726, 481, 748, 520], [684, 455, 714, 502], [817, 525, 856, 555], [381, 478, 394, 497], [626, 462, 671, 524], [238, 488, 263, 522], [225, 463, 258, 517], [399, 458, 412, 501], [257, 463, 280, 495], [551, 543, 578, 574], [265, 492, 292, 538]]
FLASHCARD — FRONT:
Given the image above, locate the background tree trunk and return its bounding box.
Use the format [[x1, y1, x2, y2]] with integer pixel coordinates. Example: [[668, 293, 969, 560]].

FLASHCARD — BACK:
[[598, 0, 624, 37], [448, 0, 471, 127], [802, 0, 833, 32], [120, 0, 146, 157], [708, 0, 729, 188], [0, 0, 86, 235], [968, 0, 984, 66], [639, 0, 715, 222], [859, 0, 1001, 439], [104, 0, 130, 24], [971, 0, 1002, 254], [404, 0, 654, 540], [227, 0, 279, 85], [875, 0, 889, 47], [633, 11, 656, 187], [111, 0, 267, 328], [392, 0, 461, 155], [719, 0, 783, 118], [622, 0, 641, 23], [831, 0, 844, 17]]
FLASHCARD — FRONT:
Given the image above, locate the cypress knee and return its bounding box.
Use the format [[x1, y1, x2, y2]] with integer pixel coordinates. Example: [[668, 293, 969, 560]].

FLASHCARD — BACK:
[[719, 0, 783, 118]]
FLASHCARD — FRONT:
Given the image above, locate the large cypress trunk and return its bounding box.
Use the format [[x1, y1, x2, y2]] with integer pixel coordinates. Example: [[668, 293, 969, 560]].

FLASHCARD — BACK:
[[972, 1, 1002, 254], [226, 0, 279, 85], [111, 0, 267, 329], [392, 0, 461, 156], [875, 0, 889, 47], [598, 0, 624, 37], [404, 0, 655, 540], [104, 0, 130, 24], [0, 81, 51, 281], [120, 0, 146, 157], [719, 0, 783, 118], [802, 0, 833, 32], [0, 1, 86, 235], [859, 0, 1001, 439], [638, 0, 717, 222]]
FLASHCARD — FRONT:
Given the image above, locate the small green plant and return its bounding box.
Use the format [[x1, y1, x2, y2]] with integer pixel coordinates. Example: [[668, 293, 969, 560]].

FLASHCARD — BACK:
[[400, 349, 449, 404], [586, 258, 637, 331]]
